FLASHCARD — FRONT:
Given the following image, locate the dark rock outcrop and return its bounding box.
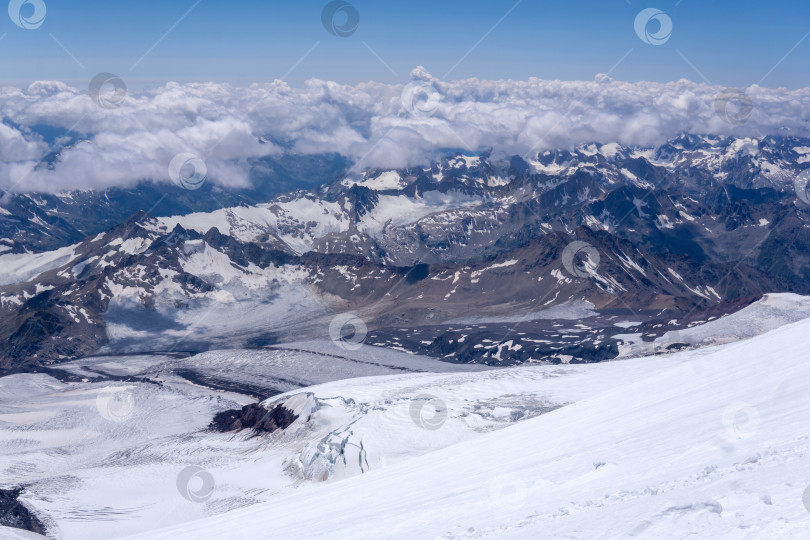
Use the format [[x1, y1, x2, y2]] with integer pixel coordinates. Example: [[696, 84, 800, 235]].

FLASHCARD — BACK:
[[211, 402, 298, 434], [0, 488, 47, 536]]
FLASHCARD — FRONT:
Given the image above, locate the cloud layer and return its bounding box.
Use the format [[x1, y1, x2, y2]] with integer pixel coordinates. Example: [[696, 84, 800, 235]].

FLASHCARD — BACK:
[[1, 68, 810, 193]]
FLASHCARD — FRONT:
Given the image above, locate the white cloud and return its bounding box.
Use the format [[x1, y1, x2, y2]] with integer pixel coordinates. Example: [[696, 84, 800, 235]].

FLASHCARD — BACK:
[[0, 123, 45, 161], [1, 69, 809, 192]]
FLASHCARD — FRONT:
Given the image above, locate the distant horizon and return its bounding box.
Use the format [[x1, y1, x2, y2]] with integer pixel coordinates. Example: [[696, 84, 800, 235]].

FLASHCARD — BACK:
[[2, 71, 809, 92]]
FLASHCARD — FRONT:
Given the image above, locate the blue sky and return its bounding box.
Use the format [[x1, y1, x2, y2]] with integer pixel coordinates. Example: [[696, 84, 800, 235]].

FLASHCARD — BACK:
[[1, 0, 809, 88]]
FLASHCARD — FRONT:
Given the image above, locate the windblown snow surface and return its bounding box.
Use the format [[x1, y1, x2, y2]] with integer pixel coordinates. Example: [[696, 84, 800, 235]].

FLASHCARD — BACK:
[[2, 296, 810, 539], [124, 317, 810, 539]]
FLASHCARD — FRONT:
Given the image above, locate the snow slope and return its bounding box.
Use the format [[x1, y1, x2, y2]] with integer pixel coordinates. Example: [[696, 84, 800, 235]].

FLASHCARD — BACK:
[[616, 292, 810, 358], [0, 244, 79, 286], [125, 317, 810, 539], [0, 345, 680, 538]]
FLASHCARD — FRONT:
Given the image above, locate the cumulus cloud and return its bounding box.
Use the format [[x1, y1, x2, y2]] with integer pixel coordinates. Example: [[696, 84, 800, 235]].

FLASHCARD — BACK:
[[1, 69, 809, 193], [0, 123, 45, 162]]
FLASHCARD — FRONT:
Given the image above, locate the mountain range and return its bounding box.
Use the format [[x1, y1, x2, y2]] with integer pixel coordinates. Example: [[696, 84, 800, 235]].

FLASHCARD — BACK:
[[2, 134, 809, 372]]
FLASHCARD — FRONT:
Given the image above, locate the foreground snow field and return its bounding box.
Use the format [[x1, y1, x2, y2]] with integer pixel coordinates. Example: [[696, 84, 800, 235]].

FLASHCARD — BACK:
[[1, 350, 671, 539], [123, 317, 810, 540], [2, 300, 810, 539], [0, 346, 490, 539]]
